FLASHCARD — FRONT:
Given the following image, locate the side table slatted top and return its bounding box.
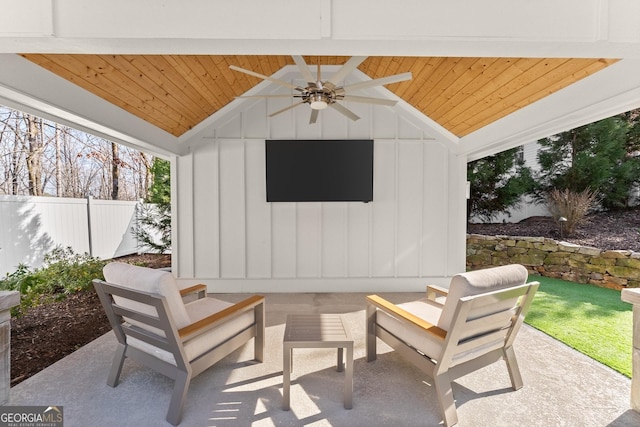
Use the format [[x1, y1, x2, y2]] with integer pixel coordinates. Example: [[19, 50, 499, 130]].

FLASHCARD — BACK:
[[282, 314, 354, 410], [284, 314, 353, 343]]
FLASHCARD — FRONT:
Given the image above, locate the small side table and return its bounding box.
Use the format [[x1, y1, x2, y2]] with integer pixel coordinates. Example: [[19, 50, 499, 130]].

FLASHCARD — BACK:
[[282, 314, 354, 410]]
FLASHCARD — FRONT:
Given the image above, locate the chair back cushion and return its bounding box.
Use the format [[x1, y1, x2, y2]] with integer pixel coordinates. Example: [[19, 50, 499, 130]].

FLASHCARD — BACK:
[[437, 264, 528, 331], [103, 262, 191, 329]]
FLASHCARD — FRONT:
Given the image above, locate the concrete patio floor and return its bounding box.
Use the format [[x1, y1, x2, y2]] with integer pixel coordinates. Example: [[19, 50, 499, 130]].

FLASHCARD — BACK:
[[7, 292, 640, 427]]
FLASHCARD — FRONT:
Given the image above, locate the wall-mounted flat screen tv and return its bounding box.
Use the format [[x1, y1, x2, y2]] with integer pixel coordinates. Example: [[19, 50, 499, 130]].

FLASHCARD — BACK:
[[266, 139, 374, 202]]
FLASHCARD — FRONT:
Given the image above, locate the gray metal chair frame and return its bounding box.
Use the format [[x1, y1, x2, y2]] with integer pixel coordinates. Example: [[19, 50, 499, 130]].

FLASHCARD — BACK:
[[366, 280, 539, 426], [93, 279, 265, 426]]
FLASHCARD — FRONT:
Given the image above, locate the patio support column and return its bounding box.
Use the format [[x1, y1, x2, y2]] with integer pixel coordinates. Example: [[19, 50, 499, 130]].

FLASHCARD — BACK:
[[622, 288, 640, 412], [0, 291, 19, 404]]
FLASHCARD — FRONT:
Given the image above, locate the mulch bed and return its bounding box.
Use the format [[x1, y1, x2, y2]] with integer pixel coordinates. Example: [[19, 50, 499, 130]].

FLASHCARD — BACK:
[[9, 253, 171, 386], [468, 209, 640, 252], [10, 290, 111, 386]]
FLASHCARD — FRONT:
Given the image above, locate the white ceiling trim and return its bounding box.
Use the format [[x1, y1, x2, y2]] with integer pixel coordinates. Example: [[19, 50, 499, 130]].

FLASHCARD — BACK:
[[0, 54, 180, 157], [0, 84, 177, 159], [2, 0, 640, 58], [460, 58, 640, 161]]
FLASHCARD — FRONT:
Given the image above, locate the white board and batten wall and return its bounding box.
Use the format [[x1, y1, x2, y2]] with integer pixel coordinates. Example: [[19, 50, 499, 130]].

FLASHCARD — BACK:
[[174, 91, 468, 293]]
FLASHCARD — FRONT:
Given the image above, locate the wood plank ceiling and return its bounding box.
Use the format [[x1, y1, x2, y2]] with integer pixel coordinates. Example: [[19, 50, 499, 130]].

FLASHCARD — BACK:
[[21, 54, 617, 138]]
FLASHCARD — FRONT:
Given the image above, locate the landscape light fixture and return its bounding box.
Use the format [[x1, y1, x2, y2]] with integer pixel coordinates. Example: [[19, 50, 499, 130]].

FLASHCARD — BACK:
[[559, 216, 568, 239]]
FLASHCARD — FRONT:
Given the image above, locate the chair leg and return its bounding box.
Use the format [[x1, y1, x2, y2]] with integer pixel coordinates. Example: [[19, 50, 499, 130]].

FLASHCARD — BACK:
[[254, 302, 265, 363], [166, 369, 192, 426], [504, 346, 524, 390], [434, 372, 458, 427], [366, 304, 377, 362], [107, 343, 127, 387]]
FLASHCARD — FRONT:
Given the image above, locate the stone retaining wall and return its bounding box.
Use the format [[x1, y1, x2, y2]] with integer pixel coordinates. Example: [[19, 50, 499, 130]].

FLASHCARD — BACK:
[[467, 234, 640, 290]]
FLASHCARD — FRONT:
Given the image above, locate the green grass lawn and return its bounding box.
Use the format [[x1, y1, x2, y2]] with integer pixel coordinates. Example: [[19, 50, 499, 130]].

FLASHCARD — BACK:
[[524, 275, 633, 377]]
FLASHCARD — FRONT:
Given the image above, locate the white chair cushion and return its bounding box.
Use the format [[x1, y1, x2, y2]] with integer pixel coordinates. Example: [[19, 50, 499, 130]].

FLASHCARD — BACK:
[[183, 298, 255, 362], [376, 298, 444, 359], [437, 264, 528, 331], [127, 297, 255, 365], [103, 262, 191, 330]]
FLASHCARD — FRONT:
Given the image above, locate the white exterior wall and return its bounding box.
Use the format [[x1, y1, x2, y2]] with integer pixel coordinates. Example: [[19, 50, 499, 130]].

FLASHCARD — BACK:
[[174, 92, 467, 293], [481, 195, 548, 224], [471, 142, 548, 224], [498, 142, 548, 222]]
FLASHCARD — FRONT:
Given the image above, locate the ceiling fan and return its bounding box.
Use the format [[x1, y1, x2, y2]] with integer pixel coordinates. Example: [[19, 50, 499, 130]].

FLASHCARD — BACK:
[[229, 56, 412, 124]]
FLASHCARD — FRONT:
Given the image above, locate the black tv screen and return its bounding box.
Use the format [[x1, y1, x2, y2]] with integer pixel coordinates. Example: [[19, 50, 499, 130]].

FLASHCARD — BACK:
[[266, 139, 374, 202]]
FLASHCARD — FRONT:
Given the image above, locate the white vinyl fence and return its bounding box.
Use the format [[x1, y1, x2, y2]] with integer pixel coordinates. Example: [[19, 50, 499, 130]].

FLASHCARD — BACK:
[[0, 195, 143, 277]]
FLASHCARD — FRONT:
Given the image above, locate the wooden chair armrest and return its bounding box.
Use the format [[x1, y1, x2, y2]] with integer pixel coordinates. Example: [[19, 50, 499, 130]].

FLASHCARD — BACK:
[[367, 295, 446, 340], [179, 295, 265, 339], [426, 284, 448, 306], [179, 284, 207, 299]]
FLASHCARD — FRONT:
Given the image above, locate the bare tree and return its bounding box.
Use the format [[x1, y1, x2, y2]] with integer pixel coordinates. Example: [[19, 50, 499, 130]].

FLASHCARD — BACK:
[[0, 108, 15, 194], [1, 109, 28, 195], [111, 142, 120, 199], [0, 105, 155, 201], [137, 151, 152, 199], [54, 123, 62, 197], [24, 114, 44, 196]]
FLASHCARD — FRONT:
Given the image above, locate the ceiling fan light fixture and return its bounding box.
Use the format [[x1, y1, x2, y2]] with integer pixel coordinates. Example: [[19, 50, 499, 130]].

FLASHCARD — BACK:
[[309, 93, 328, 110], [229, 55, 412, 123]]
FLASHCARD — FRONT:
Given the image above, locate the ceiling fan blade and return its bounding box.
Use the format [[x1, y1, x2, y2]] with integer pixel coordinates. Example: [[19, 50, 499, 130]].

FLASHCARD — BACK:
[[309, 109, 319, 124], [268, 101, 306, 117], [292, 56, 315, 84], [329, 102, 360, 121], [236, 94, 293, 99], [230, 65, 303, 92], [326, 56, 367, 88], [341, 95, 398, 106], [342, 72, 413, 92]]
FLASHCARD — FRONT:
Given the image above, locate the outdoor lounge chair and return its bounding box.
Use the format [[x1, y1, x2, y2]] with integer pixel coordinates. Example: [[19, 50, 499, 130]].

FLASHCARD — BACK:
[[366, 264, 539, 426], [93, 262, 265, 426]]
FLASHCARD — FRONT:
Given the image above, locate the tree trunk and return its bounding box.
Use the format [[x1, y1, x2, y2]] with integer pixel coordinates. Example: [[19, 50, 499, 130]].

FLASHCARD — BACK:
[[55, 124, 62, 197], [25, 114, 43, 196], [111, 142, 119, 200], [139, 152, 152, 200], [10, 147, 19, 195]]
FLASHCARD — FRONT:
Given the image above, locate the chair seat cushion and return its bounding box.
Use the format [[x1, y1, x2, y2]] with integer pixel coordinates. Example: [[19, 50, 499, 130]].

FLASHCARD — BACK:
[[128, 297, 255, 365], [376, 298, 444, 359]]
